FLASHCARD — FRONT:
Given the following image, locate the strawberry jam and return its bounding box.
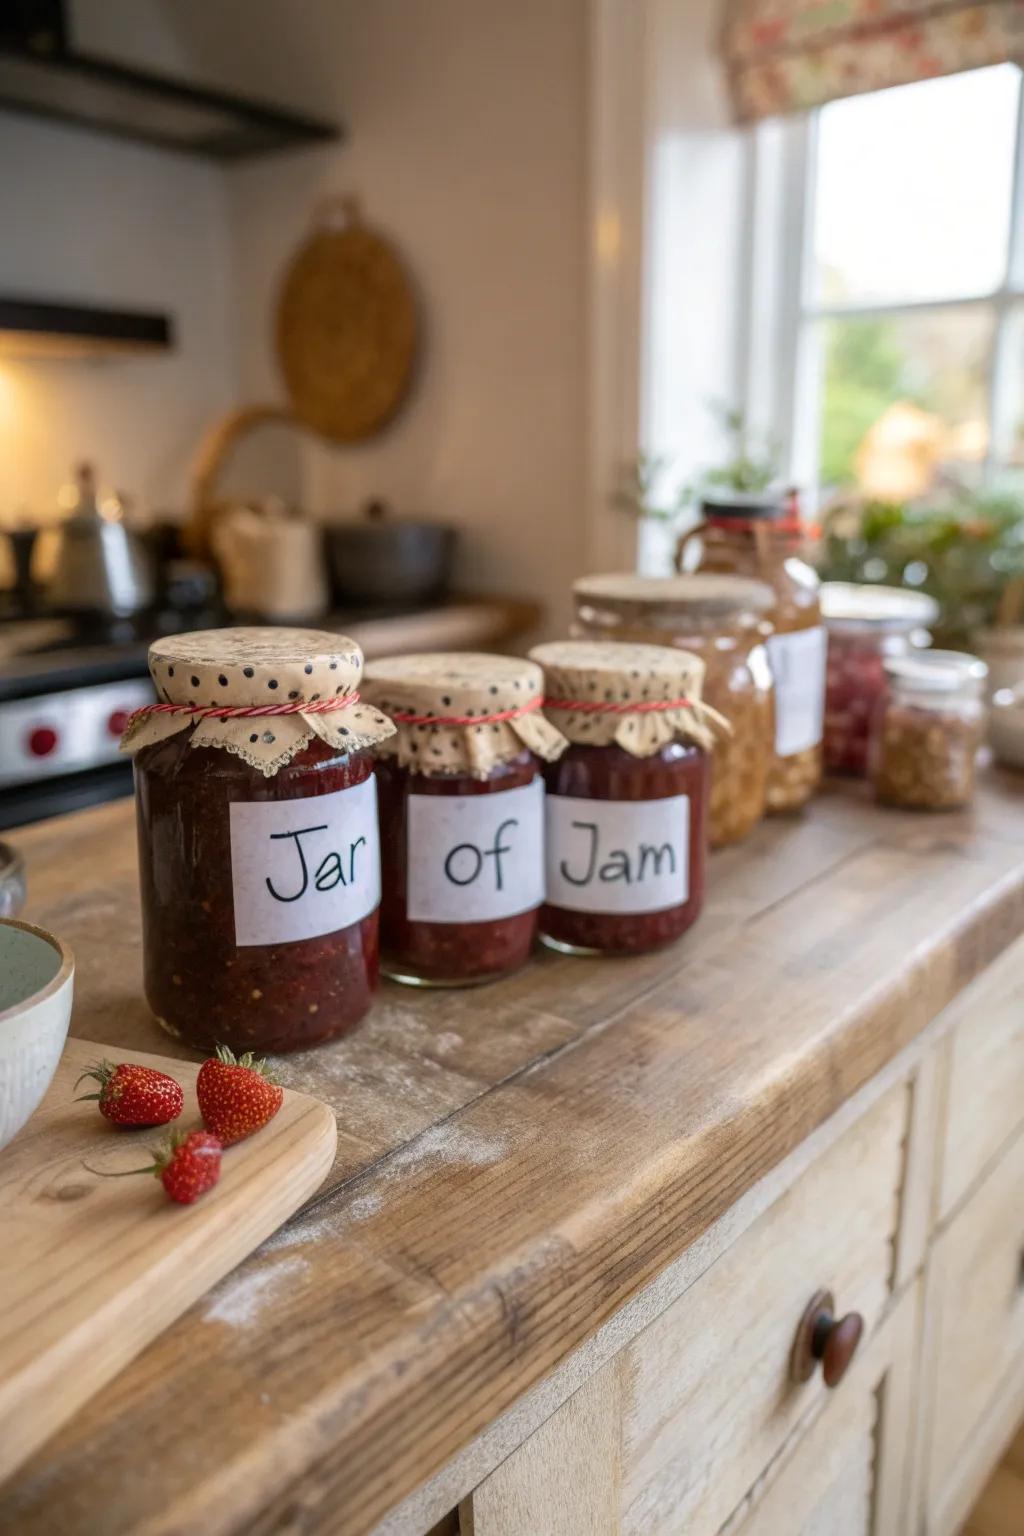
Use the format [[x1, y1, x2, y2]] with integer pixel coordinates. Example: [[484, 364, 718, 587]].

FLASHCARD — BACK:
[[374, 751, 543, 985], [540, 740, 708, 955], [135, 733, 380, 1053]]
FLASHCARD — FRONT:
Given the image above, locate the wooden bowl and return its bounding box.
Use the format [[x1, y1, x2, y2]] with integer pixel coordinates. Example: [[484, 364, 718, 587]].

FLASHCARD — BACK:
[[0, 920, 74, 1153]]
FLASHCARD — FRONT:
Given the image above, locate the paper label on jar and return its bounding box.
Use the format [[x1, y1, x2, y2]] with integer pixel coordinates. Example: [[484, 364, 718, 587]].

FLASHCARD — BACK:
[[545, 794, 689, 914], [767, 625, 827, 756], [229, 776, 381, 947], [406, 778, 544, 924]]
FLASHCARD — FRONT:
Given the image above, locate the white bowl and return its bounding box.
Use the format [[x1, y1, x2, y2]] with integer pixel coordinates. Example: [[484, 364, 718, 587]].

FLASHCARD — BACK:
[[0, 919, 74, 1154]]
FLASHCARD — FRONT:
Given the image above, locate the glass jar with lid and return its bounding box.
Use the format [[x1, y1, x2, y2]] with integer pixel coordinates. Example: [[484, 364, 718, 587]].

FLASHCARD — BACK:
[[361, 653, 567, 986], [868, 650, 987, 810], [122, 628, 396, 1053], [822, 583, 938, 776], [572, 572, 775, 847], [529, 639, 719, 955], [677, 494, 825, 812]]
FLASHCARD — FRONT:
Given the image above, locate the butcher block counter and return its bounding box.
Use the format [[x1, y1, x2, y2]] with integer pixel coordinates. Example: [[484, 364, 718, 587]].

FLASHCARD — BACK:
[[3, 775, 1024, 1536]]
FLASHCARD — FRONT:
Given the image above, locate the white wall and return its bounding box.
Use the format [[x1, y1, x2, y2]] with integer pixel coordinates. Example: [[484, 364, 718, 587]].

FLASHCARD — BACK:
[[217, 0, 590, 633], [0, 0, 237, 519]]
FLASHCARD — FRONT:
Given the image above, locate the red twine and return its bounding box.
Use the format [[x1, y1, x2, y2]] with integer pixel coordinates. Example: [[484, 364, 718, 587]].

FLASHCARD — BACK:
[[125, 693, 361, 729], [546, 695, 693, 716], [389, 696, 544, 728]]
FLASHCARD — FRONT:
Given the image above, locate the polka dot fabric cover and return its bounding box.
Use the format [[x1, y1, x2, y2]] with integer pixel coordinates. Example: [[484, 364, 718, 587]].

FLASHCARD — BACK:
[[120, 627, 395, 776], [529, 639, 721, 757], [361, 652, 567, 778]]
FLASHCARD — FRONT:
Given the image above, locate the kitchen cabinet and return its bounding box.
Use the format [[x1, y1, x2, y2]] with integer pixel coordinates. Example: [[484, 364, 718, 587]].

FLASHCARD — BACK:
[[2, 776, 1024, 1534]]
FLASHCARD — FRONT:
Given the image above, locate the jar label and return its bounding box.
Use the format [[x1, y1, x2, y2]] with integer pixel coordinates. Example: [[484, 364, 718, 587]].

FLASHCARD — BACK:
[[406, 777, 544, 924], [229, 776, 381, 947], [767, 626, 827, 756], [545, 794, 689, 914]]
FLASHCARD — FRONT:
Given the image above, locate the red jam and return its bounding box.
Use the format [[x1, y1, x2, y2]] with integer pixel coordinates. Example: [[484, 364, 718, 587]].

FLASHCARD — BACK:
[[374, 751, 542, 984], [540, 741, 708, 955], [824, 630, 897, 775], [135, 733, 379, 1053]]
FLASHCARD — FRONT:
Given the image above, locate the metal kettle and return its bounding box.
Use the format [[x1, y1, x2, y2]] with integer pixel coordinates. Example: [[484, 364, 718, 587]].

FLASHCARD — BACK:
[[46, 463, 155, 617]]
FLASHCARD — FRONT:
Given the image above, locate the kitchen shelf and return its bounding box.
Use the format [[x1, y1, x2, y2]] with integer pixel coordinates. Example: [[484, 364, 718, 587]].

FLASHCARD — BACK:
[[0, 16, 340, 160]]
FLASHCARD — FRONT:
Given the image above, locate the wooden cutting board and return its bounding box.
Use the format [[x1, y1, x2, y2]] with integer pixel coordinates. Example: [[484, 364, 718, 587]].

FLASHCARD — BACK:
[[0, 1037, 337, 1483]]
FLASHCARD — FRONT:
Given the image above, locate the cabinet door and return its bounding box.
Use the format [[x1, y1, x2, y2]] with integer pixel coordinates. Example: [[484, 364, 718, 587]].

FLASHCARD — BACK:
[[938, 933, 1024, 1220], [466, 1089, 912, 1536], [924, 1124, 1024, 1536]]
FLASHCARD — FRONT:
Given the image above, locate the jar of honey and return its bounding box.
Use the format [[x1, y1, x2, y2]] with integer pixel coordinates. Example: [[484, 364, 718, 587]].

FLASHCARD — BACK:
[[361, 653, 567, 986], [529, 640, 719, 955], [572, 572, 775, 846], [122, 628, 396, 1053], [677, 495, 825, 812]]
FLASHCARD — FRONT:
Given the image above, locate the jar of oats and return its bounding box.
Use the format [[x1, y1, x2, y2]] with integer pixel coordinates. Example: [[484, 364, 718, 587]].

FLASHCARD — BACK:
[[677, 494, 825, 813], [572, 572, 774, 847], [868, 651, 987, 811]]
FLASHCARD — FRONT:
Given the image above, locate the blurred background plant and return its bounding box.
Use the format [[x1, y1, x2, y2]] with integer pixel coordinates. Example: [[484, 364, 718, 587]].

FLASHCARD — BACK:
[[818, 486, 1024, 646], [614, 405, 780, 533]]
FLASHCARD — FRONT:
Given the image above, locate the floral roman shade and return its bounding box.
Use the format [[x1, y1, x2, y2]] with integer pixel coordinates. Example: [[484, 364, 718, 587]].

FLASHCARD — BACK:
[[723, 0, 1024, 121]]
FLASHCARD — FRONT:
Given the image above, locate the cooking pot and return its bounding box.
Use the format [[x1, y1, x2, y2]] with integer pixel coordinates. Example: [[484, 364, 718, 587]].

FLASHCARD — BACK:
[[326, 499, 456, 607]]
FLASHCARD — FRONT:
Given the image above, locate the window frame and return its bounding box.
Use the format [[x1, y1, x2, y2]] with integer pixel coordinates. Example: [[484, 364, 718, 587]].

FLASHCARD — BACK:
[[752, 65, 1024, 505]]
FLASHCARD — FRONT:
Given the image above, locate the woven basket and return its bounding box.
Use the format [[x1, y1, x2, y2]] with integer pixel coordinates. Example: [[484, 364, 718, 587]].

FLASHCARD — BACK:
[[275, 195, 418, 443]]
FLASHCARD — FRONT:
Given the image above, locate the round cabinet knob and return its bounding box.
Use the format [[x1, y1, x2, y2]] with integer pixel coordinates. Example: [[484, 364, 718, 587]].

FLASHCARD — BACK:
[[26, 725, 59, 758], [107, 708, 130, 737], [790, 1288, 864, 1389]]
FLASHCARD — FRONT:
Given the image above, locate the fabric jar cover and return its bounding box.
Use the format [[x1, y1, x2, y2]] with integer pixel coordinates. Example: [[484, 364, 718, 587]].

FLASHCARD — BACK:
[[120, 627, 396, 777], [529, 638, 726, 757], [573, 571, 776, 627], [360, 651, 567, 777]]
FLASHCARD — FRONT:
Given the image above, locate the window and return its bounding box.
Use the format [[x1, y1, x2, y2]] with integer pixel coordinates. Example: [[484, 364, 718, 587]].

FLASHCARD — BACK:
[[791, 64, 1024, 503]]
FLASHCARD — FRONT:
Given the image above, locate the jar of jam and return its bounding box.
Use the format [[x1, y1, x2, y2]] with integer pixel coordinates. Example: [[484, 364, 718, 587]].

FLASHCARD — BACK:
[[122, 628, 396, 1053], [821, 583, 938, 776], [868, 650, 987, 810], [677, 494, 825, 812], [572, 572, 775, 847], [529, 640, 715, 955], [360, 653, 567, 986]]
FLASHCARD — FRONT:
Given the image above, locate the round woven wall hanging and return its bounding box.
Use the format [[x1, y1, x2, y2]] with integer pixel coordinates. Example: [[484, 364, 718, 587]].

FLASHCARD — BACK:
[[275, 195, 418, 443]]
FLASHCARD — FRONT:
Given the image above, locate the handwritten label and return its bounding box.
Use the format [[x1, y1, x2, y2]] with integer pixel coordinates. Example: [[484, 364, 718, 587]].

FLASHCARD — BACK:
[[545, 794, 689, 914], [406, 778, 544, 924], [767, 625, 827, 756], [229, 776, 380, 947]]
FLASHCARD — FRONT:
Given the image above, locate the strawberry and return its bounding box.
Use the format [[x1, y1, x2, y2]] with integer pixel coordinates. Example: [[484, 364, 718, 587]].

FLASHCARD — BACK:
[[75, 1059, 183, 1127], [88, 1129, 223, 1205], [153, 1130, 223, 1204], [197, 1045, 283, 1146]]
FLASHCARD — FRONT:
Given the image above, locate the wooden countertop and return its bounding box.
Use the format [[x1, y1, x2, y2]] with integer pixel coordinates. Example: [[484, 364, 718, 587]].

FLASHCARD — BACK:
[[3, 774, 1024, 1534]]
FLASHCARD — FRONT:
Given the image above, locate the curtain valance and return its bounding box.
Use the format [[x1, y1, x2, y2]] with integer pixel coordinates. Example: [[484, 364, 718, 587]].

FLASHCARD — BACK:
[[724, 0, 1024, 121]]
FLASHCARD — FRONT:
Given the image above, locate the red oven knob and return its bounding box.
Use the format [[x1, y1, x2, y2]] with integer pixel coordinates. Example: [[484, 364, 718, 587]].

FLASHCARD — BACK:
[[27, 725, 59, 758], [107, 708, 130, 737]]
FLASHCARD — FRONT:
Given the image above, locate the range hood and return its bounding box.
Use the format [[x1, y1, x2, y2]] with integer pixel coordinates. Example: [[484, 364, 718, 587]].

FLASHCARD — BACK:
[[0, 1, 340, 160]]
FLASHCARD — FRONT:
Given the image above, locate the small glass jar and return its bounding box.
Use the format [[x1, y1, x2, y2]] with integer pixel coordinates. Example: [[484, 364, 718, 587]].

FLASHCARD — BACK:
[[822, 583, 938, 777], [572, 572, 775, 847], [868, 651, 988, 810], [530, 640, 712, 955], [124, 629, 396, 1053], [361, 653, 567, 986], [677, 494, 825, 812]]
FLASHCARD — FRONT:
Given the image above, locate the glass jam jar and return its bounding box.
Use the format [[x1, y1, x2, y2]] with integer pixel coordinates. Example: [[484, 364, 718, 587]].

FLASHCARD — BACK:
[[529, 640, 713, 955], [572, 572, 775, 847], [677, 495, 825, 812], [361, 653, 567, 986], [821, 583, 938, 777], [123, 628, 395, 1053], [868, 651, 988, 810]]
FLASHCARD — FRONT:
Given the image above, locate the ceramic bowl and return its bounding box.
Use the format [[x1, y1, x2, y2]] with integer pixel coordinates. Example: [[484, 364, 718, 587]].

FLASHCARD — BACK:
[[0, 919, 74, 1153]]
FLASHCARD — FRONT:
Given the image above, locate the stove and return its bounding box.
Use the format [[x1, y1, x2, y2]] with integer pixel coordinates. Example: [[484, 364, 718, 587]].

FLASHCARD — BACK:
[[0, 624, 154, 829]]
